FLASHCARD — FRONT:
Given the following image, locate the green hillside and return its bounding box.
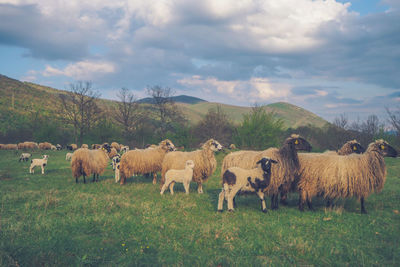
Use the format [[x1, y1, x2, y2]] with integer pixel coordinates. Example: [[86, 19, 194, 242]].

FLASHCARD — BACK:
[[0, 74, 328, 130]]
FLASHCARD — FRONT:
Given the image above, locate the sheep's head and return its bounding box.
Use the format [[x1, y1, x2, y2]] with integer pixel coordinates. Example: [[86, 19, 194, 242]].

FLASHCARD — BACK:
[[287, 134, 312, 152], [204, 139, 223, 151], [185, 160, 195, 169], [256, 157, 278, 173], [102, 143, 111, 153], [160, 139, 176, 151], [370, 140, 397, 157], [347, 140, 365, 154], [43, 155, 49, 160]]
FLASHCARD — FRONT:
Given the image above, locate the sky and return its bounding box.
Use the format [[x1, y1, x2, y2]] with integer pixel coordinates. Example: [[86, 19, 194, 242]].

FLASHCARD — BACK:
[[0, 0, 399, 123]]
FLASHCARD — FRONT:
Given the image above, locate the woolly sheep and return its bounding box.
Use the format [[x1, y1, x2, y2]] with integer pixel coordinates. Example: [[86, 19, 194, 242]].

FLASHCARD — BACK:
[[29, 155, 49, 174], [161, 139, 223, 193], [51, 145, 57, 150], [66, 152, 73, 161], [160, 160, 195, 195], [92, 144, 101, 149], [67, 144, 78, 151], [119, 139, 176, 185], [298, 140, 397, 214], [71, 143, 111, 183], [229, 144, 237, 150], [221, 134, 312, 209], [38, 142, 52, 150], [4, 144, 18, 150], [19, 153, 31, 162], [111, 142, 121, 152], [218, 157, 278, 212], [81, 144, 89, 149]]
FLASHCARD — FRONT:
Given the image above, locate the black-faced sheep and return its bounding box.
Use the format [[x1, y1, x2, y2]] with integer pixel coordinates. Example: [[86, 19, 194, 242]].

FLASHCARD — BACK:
[[298, 139, 397, 214], [160, 160, 195, 195], [221, 134, 311, 209], [67, 144, 78, 151], [119, 139, 176, 185], [71, 143, 111, 183], [218, 157, 278, 212], [161, 139, 223, 193], [19, 153, 31, 162], [29, 155, 49, 174]]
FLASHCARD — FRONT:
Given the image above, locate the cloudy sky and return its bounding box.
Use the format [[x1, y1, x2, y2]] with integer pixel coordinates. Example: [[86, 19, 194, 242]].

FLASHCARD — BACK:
[[0, 0, 399, 122]]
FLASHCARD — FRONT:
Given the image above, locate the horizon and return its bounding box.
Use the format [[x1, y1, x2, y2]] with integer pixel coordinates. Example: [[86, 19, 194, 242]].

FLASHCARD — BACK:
[[0, 0, 399, 123]]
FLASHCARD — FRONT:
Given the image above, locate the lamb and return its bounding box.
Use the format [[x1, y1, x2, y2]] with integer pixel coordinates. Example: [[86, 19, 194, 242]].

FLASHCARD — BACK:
[[298, 140, 397, 214], [221, 134, 312, 209], [71, 143, 111, 183], [119, 139, 176, 185], [115, 162, 121, 183], [111, 155, 121, 171], [218, 157, 278, 212], [161, 139, 223, 193], [65, 152, 73, 161], [29, 155, 49, 174], [160, 160, 195, 195], [19, 153, 31, 162]]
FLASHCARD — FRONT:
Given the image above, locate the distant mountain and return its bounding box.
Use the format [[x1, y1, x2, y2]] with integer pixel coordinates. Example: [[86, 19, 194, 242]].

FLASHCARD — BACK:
[[138, 95, 207, 104], [0, 74, 329, 130]]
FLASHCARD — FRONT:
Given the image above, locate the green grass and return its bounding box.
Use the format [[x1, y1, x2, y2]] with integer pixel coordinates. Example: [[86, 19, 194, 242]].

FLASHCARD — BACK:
[[0, 150, 399, 266]]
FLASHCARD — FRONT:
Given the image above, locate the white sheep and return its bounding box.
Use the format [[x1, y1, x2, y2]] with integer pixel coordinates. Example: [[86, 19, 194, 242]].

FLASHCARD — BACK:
[[218, 157, 278, 213], [160, 160, 195, 195], [29, 155, 49, 174], [66, 152, 73, 161], [115, 162, 121, 183], [121, 146, 129, 153], [19, 153, 31, 162]]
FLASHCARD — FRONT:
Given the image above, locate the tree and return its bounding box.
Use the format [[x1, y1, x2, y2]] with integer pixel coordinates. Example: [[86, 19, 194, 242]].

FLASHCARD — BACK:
[[194, 105, 234, 145], [333, 113, 349, 130], [233, 105, 284, 150], [146, 85, 185, 138], [386, 106, 400, 136], [59, 81, 101, 145], [114, 88, 142, 142]]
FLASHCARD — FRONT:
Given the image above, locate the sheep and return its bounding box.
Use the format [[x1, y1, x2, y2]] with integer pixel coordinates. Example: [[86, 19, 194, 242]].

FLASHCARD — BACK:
[[218, 157, 278, 212], [111, 142, 121, 152], [111, 155, 121, 171], [221, 134, 312, 209], [115, 162, 121, 183], [29, 155, 49, 174], [160, 160, 195, 195], [19, 153, 31, 162], [119, 139, 176, 185], [4, 144, 18, 150], [56, 144, 62, 150], [81, 144, 89, 149], [229, 144, 237, 150], [51, 145, 57, 150], [120, 145, 129, 153], [108, 148, 118, 159], [17, 141, 38, 150], [298, 139, 398, 214], [66, 152, 73, 161], [67, 144, 78, 151], [38, 142, 52, 150], [92, 144, 101, 149], [71, 143, 111, 183], [161, 139, 223, 193]]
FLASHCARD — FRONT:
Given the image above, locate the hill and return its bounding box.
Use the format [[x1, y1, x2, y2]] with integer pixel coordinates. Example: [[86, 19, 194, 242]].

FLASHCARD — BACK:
[[0, 74, 329, 130], [138, 95, 207, 104]]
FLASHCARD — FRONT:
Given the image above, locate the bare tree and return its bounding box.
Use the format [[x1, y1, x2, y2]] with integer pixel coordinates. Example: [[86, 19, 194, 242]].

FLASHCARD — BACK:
[[114, 88, 142, 142], [147, 85, 185, 138], [333, 113, 349, 129], [59, 81, 101, 145], [386, 106, 400, 135]]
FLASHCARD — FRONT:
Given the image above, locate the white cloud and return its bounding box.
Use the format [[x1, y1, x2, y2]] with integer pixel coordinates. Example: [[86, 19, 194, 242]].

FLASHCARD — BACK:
[[43, 60, 115, 80]]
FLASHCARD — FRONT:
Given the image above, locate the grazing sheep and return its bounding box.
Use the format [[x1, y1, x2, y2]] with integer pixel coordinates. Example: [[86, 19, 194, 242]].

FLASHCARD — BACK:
[[161, 139, 223, 193], [17, 141, 38, 150], [71, 144, 111, 183], [66, 152, 73, 161], [111, 142, 121, 152], [160, 160, 195, 195], [221, 134, 312, 209], [81, 144, 89, 149], [298, 140, 397, 214], [0, 144, 4, 149], [38, 142, 52, 150], [218, 157, 278, 212], [111, 155, 121, 171], [67, 144, 78, 151], [4, 144, 18, 150], [51, 145, 57, 150], [229, 144, 237, 150], [119, 139, 176, 185], [56, 144, 62, 150], [29, 155, 49, 174], [19, 153, 31, 162]]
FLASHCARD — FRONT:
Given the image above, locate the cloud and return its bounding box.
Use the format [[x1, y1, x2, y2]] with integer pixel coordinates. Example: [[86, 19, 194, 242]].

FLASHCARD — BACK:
[[43, 60, 115, 80]]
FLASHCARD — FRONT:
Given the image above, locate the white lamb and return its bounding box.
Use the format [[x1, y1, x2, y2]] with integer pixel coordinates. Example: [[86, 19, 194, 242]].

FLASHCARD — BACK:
[[29, 155, 49, 174], [160, 160, 195, 195], [19, 153, 31, 162], [66, 152, 73, 161]]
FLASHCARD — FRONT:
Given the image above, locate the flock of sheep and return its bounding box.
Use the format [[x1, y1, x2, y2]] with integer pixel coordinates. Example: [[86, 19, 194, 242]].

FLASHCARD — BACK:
[[4, 135, 398, 214]]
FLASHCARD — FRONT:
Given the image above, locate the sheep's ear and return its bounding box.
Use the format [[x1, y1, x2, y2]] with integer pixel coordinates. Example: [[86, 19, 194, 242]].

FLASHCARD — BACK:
[[294, 139, 299, 145], [380, 144, 385, 150], [256, 159, 262, 164], [271, 159, 278, 164], [353, 145, 357, 151]]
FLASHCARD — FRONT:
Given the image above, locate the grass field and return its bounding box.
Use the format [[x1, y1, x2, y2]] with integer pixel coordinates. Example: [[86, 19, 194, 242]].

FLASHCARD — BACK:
[[0, 150, 399, 266]]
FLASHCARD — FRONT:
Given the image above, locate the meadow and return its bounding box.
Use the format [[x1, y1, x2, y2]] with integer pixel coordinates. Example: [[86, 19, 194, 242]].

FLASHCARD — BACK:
[[0, 149, 399, 266]]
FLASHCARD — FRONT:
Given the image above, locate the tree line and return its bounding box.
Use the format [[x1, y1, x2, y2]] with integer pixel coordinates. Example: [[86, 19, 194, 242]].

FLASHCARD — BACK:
[[1, 81, 399, 150]]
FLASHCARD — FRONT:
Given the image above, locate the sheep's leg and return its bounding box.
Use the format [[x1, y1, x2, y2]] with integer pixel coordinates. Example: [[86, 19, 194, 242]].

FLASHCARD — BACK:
[[41, 165, 44, 174], [184, 181, 190, 194], [29, 166, 33, 174], [160, 180, 171, 195], [280, 192, 289, 206], [92, 174, 96, 182], [298, 190, 306, 211], [306, 199, 314, 211], [83, 175, 86, 184], [217, 190, 225, 212], [227, 188, 240, 211], [169, 181, 175, 195], [152, 173, 157, 184], [326, 199, 334, 208], [271, 194, 279, 210], [197, 182, 203, 194], [75, 177, 78, 183], [233, 197, 237, 208], [256, 191, 267, 213], [360, 197, 367, 214]]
